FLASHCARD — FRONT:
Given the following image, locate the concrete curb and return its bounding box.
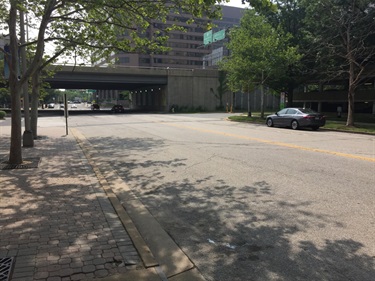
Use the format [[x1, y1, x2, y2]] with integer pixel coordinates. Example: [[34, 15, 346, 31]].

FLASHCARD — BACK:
[[71, 128, 206, 281]]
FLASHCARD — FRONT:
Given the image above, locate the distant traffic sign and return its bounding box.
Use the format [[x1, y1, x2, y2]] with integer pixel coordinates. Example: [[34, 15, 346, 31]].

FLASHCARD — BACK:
[[204, 30, 213, 45], [213, 29, 226, 42]]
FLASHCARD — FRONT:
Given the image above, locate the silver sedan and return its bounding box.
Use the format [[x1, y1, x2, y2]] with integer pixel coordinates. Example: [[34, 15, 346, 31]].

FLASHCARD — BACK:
[[266, 107, 326, 130]]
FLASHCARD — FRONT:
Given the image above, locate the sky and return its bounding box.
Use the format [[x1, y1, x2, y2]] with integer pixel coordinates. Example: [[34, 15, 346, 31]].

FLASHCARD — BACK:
[[223, 0, 248, 8]]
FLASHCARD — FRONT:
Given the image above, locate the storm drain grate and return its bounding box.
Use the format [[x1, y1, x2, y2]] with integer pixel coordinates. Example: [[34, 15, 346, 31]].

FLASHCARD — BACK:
[[0, 257, 15, 281], [0, 157, 40, 170]]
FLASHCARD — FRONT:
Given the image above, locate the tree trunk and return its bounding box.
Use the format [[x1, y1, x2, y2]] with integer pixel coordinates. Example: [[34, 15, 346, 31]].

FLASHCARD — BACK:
[[287, 83, 294, 108], [346, 87, 355, 126], [8, 3, 23, 165], [9, 81, 23, 165], [260, 83, 265, 118], [31, 72, 40, 138], [346, 61, 355, 126], [247, 91, 250, 115], [20, 10, 34, 147], [260, 71, 265, 118]]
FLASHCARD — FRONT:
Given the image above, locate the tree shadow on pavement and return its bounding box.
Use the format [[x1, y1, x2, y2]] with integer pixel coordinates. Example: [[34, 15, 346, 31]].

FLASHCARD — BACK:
[[0, 135, 141, 280], [86, 135, 375, 281]]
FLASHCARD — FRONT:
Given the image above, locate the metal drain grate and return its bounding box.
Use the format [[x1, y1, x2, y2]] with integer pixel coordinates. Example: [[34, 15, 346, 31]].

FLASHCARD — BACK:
[[0, 257, 15, 281], [0, 157, 41, 170]]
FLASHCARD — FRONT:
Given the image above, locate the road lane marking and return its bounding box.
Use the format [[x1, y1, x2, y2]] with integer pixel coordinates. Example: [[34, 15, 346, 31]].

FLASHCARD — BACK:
[[162, 123, 375, 163]]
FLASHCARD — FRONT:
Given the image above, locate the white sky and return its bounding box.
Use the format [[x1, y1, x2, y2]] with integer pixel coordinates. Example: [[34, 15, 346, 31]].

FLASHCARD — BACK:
[[223, 0, 248, 8]]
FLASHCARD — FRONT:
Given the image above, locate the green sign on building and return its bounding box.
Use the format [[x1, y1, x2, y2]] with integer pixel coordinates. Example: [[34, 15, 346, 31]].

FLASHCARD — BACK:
[[213, 29, 226, 42], [203, 30, 213, 45]]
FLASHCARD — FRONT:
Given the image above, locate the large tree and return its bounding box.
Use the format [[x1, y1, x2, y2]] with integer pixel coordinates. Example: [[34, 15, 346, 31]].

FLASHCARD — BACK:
[[221, 9, 301, 117], [301, 0, 375, 126], [243, 0, 307, 106], [0, 0, 225, 165]]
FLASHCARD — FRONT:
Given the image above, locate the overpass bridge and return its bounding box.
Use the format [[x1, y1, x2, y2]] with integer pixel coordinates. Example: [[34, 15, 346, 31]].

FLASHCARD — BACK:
[[45, 65, 223, 112], [44, 65, 375, 114], [45, 65, 168, 90]]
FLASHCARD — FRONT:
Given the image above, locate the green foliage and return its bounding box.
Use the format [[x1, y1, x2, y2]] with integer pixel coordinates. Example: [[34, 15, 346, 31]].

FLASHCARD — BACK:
[[170, 104, 207, 113], [1, 0, 226, 164], [0, 110, 5, 119], [0, 0, 223, 65], [301, 0, 375, 125], [221, 9, 301, 92], [1, 1, 225, 80], [0, 88, 10, 105], [42, 89, 92, 103], [301, 0, 375, 81], [117, 90, 133, 101], [241, 0, 312, 104], [242, 0, 278, 16]]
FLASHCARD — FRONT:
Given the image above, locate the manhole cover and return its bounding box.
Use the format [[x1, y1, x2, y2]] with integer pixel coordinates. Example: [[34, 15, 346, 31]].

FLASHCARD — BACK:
[[0, 157, 40, 170], [0, 257, 15, 281]]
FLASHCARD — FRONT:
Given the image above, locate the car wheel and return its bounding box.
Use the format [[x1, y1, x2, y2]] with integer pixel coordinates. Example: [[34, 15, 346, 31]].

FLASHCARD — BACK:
[[311, 126, 319, 131], [266, 118, 273, 127], [291, 120, 299, 130]]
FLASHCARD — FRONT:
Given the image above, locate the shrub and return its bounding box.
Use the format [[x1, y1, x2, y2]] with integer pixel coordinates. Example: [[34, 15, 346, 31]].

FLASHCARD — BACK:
[[0, 111, 6, 119]]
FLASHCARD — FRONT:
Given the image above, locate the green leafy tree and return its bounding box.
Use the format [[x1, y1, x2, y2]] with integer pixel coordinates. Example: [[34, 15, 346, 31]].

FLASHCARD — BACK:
[[0, 88, 10, 107], [0, 0, 224, 165], [301, 0, 375, 126], [221, 9, 301, 118], [242, 0, 308, 106]]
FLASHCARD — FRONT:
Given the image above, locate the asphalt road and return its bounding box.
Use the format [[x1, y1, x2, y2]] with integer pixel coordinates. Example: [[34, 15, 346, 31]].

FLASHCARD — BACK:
[[68, 113, 375, 281]]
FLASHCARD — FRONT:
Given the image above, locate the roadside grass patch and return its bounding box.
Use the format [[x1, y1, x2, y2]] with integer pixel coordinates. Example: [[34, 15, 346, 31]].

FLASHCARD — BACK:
[[228, 113, 375, 135]]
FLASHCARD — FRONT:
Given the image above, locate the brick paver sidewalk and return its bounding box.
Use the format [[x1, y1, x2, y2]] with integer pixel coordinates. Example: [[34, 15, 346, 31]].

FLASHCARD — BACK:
[[0, 123, 141, 281]]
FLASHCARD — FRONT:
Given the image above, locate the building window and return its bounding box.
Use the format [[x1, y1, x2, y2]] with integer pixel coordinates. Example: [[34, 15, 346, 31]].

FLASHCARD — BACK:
[[119, 57, 130, 64], [140, 58, 151, 64]]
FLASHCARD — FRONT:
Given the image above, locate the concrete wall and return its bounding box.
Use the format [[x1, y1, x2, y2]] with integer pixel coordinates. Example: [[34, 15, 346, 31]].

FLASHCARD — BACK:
[[166, 69, 222, 111], [132, 68, 281, 112]]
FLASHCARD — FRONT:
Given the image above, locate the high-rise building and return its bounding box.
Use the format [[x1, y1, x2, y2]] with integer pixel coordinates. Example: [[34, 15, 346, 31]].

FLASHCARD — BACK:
[[111, 5, 245, 69]]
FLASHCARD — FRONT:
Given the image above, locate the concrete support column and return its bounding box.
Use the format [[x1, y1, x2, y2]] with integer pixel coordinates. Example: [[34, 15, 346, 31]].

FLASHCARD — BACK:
[[96, 90, 102, 102], [318, 102, 322, 112], [372, 101, 375, 116], [135, 91, 140, 107], [145, 90, 150, 106]]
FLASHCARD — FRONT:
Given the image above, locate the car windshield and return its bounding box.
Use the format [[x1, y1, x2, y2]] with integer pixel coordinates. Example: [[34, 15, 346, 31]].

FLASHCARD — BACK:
[[299, 108, 317, 114]]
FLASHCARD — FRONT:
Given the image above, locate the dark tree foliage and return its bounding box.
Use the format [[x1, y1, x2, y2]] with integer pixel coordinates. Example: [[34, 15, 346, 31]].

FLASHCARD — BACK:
[[301, 0, 375, 126]]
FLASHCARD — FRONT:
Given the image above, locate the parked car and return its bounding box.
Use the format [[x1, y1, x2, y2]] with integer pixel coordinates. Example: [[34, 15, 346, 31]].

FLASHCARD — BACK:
[[91, 103, 100, 110], [71, 104, 77, 108], [266, 108, 326, 130], [47, 103, 55, 108], [111, 105, 125, 113]]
